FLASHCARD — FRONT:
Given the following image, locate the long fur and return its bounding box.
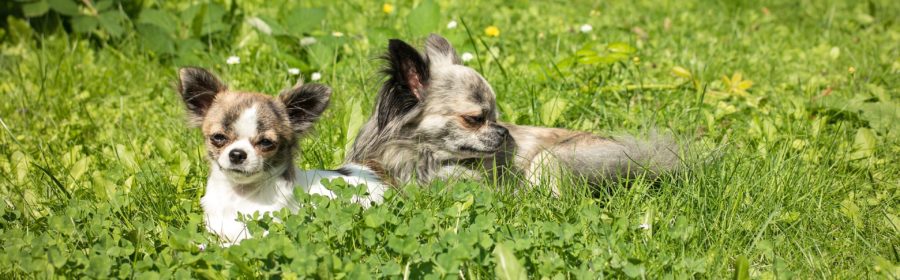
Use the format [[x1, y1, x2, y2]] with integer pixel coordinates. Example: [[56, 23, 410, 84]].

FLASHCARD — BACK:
[[346, 34, 683, 194], [177, 68, 387, 246]]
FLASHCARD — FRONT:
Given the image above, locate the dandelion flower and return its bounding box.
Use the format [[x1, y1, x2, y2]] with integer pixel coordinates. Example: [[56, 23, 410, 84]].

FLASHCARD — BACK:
[[300, 37, 317, 46], [579, 24, 593, 33], [311, 72, 322, 81], [461, 52, 474, 62], [848, 66, 856, 74], [484, 26, 500, 37], [226, 56, 240, 65], [382, 3, 394, 14], [447, 20, 458, 29], [332, 31, 344, 37], [288, 68, 300, 75]]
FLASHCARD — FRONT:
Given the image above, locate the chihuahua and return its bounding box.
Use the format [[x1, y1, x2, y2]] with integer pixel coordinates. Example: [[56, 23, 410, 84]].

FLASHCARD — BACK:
[[346, 34, 681, 194], [177, 67, 386, 245]]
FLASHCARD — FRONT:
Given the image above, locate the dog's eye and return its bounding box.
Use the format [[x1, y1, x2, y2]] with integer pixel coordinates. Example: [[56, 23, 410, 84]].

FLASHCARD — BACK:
[[210, 133, 228, 146], [258, 138, 275, 149], [463, 115, 485, 125]]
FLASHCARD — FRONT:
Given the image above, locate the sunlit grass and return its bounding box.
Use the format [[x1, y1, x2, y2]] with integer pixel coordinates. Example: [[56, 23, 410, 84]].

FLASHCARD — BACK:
[[0, 0, 897, 278]]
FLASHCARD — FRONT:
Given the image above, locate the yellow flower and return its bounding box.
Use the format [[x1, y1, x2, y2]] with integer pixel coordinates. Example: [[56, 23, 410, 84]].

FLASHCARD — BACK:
[[382, 3, 394, 14], [722, 72, 753, 97], [484, 26, 500, 37], [848, 66, 856, 74]]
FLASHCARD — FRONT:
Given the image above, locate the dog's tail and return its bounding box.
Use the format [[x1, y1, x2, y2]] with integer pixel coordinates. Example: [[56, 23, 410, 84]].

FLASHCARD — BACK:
[[549, 131, 685, 183], [609, 132, 684, 180]]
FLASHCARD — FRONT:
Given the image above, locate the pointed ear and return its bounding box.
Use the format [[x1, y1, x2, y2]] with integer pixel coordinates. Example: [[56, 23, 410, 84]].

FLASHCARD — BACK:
[[386, 39, 429, 100], [177, 67, 226, 126], [279, 83, 331, 133], [425, 34, 461, 66], [375, 39, 428, 130]]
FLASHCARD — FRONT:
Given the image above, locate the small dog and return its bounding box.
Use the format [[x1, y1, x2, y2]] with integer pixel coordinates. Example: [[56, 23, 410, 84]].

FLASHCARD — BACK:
[[346, 34, 681, 194], [176, 67, 386, 245]]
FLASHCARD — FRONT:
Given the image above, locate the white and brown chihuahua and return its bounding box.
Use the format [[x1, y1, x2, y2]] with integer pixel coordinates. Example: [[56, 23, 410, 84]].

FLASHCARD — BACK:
[[346, 34, 681, 194], [177, 67, 386, 246]]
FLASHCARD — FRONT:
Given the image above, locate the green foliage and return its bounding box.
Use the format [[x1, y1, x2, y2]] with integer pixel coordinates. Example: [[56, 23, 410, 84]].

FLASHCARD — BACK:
[[23, 0, 50, 18], [407, 0, 440, 37], [493, 242, 527, 280], [733, 255, 750, 280], [1, 0, 899, 278]]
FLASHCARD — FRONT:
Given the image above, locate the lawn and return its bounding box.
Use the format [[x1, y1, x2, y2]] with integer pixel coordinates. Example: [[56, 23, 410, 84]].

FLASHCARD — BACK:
[[1, 0, 898, 278]]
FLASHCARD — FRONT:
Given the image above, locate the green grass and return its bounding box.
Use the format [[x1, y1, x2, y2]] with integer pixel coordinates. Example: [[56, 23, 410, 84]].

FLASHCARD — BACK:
[[1, 0, 898, 278]]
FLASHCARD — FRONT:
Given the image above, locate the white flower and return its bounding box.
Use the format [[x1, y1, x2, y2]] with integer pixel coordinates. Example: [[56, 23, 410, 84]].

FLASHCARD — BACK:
[[226, 56, 240, 65], [300, 37, 317, 46], [331, 31, 344, 37], [638, 223, 651, 230], [311, 72, 322, 81], [580, 24, 593, 33], [246, 17, 272, 35], [288, 68, 300, 75], [460, 52, 474, 62], [447, 20, 458, 29]]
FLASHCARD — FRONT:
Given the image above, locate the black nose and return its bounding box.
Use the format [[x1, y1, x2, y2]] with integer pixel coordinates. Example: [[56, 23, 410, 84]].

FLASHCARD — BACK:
[[497, 125, 510, 138], [229, 149, 247, 164]]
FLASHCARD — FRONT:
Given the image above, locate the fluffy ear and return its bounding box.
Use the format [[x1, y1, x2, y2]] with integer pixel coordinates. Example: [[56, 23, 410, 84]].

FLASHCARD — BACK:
[[279, 83, 331, 133], [177, 67, 226, 126], [425, 34, 461, 66], [376, 39, 429, 130], [386, 39, 429, 100]]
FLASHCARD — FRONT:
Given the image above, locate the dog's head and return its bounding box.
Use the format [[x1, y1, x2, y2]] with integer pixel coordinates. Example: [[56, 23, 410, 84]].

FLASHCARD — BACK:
[[177, 67, 330, 184], [374, 34, 509, 160]]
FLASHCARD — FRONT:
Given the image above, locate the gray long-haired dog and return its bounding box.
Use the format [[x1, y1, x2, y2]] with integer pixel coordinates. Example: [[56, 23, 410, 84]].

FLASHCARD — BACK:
[[346, 34, 681, 195]]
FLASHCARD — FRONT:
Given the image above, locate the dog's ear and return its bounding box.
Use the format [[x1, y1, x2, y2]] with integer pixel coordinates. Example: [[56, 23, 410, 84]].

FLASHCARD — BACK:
[[386, 39, 429, 100], [279, 83, 331, 133], [377, 39, 429, 130], [177, 67, 226, 126], [425, 34, 461, 66]]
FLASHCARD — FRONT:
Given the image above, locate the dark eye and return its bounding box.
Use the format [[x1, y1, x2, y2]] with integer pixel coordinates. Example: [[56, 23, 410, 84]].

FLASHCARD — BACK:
[[463, 115, 485, 125], [258, 138, 275, 149], [210, 133, 228, 146]]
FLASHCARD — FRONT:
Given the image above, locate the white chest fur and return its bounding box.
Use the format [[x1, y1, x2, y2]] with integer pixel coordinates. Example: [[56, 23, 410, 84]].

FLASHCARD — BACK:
[[201, 164, 386, 245]]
